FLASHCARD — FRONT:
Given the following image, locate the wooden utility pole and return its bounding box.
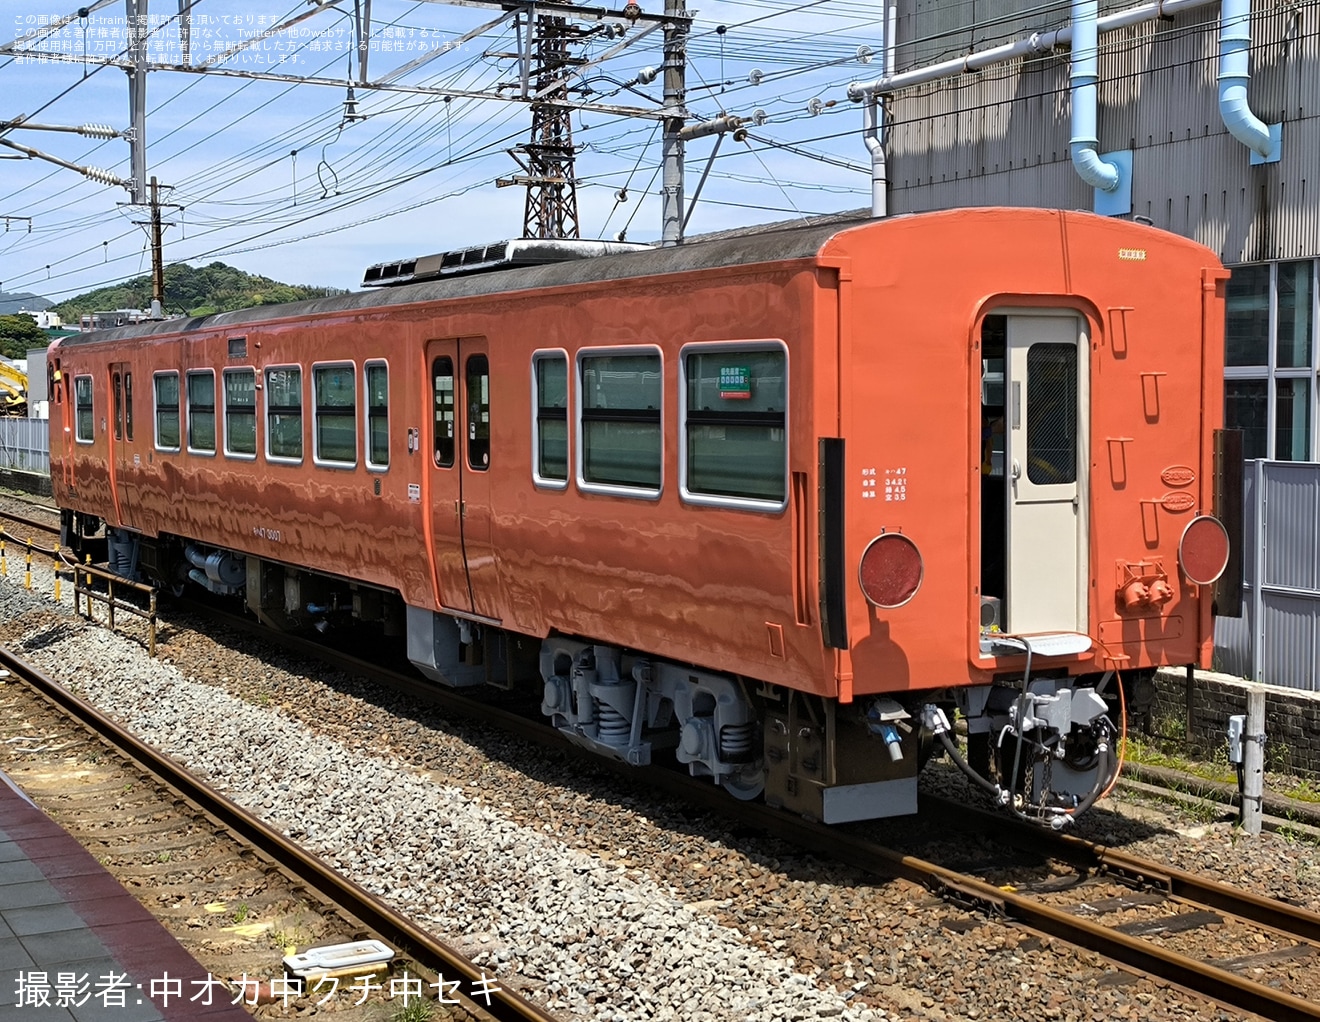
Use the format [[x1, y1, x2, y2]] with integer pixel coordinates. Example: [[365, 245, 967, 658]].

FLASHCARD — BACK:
[[1241, 687, 1266, 835]]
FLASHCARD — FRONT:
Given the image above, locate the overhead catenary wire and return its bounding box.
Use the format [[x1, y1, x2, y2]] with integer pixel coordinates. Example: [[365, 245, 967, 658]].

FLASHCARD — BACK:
[[1, 0, 1242, 297]]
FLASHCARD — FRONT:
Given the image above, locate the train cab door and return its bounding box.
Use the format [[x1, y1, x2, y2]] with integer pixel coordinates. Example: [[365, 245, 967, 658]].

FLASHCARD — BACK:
[[425, 339, 501, 621], [107, 363, 139, 527], [1002, 313, 1090, 636]]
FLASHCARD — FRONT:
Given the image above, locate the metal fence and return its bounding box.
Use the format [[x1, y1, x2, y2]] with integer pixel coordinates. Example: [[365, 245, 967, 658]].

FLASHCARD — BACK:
[[1215, 461, 1320, 692], [0, 418, 49, 475]]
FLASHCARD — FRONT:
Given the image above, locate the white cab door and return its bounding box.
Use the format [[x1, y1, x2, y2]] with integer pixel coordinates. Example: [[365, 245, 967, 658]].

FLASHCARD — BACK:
[[1005, 314, 1089, 635]]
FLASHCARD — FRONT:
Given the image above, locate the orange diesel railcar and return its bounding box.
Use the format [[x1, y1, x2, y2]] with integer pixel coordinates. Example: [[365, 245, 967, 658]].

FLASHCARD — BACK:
[[48, 209, 1236, 825]]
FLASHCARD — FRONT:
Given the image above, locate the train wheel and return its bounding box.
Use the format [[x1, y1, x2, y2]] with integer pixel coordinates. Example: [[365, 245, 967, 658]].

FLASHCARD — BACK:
[[721, 766, 766, 801]]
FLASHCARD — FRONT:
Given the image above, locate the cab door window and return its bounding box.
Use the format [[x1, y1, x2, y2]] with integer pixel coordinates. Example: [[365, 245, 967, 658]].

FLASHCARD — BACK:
[[112, 372, 123, 441], [466, 354, 490, 471], [432, 357, 455, 467], [124, 372, 134, 440]]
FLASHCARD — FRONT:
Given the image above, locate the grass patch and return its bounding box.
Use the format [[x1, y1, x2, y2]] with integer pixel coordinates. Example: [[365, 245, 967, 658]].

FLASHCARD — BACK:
[[1119, 734, 1238, 786], [386, 998, 435, 1022]]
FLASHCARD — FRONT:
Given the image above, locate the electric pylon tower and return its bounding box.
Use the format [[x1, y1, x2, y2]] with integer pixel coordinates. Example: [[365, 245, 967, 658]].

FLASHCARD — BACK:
[[510, 13, 582, 239]]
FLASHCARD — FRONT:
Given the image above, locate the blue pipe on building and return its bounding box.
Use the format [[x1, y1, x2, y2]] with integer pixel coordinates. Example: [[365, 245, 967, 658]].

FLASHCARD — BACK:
[[1219, 0, 1280, 161], [1069, 0, 1121, 193]]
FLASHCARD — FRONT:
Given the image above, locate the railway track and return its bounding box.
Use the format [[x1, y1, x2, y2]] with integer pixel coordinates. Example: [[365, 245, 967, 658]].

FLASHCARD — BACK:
[[0, 642, 560, 1022], [0, 506, 62, 540], [163, 601, 1320, 1022]]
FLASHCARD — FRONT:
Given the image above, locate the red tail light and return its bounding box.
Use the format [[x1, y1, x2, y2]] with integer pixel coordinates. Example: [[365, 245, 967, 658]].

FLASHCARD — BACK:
[[858, 533, 923, 608], [1179, 515, 1230, 585]]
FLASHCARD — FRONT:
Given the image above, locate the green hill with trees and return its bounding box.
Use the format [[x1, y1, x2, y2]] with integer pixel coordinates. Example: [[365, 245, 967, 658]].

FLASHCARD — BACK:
[[52, 262, 346, 320], [0, 314, 49, 359]]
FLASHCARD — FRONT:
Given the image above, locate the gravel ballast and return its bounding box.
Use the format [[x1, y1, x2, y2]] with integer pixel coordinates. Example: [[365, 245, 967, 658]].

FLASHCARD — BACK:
[[3, 520, 1313, 1021]]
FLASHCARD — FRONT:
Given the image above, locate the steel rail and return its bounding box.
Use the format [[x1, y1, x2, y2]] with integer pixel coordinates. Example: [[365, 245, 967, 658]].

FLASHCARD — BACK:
[[929, 797, 1320, 944], [0, 508, 61, 537], [155, 603, 1320, 1020], [713, 798, 1320, 1022], [0, 643, 562, 1022]]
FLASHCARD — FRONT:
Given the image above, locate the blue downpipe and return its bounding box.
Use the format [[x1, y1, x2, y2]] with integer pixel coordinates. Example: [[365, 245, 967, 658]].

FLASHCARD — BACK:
[[1069, 0, 1120, 193]]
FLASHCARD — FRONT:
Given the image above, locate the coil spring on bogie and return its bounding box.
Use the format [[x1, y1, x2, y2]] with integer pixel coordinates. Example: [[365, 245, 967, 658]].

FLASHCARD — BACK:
[[595, 699, 630, 746], [719, 722, 755, 761]]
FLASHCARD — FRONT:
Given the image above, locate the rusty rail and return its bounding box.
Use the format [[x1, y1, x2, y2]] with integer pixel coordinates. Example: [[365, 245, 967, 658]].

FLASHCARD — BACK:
[[0, 643, 562, 1022]]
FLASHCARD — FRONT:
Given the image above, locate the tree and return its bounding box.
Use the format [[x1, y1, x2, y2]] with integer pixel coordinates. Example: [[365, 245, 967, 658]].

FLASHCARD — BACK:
[[0, 315, 47, 359]]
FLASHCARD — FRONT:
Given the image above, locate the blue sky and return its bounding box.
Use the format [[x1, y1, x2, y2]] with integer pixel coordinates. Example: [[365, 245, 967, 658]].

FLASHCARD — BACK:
[[1, 0, 883, 301]]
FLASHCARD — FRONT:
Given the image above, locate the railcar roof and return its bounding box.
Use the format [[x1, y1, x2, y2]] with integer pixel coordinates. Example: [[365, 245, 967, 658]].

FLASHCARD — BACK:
[[58, 212, 876, 346]]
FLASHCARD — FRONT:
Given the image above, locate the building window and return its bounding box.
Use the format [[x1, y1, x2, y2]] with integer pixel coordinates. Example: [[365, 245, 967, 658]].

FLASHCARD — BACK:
[[681, 345, 787, 506], [224, 368, 256, 458], [187, 370, 216, 454], [154, 371, 180, 451], [532, 352, 568, 486], [74, 375, 93, 443], [265, 366, 303, 462], [579, 350, 662, 494], [313, 363, 356, 466], [1225, 260, 1317, 461], [365, 361, 389, 470]]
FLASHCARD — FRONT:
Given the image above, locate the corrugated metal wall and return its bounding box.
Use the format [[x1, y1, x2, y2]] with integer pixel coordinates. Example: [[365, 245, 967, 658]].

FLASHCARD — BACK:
[[1215, 461, 1320, 690], [0, 418, 50, 474], [885, 1, 1320, 264]]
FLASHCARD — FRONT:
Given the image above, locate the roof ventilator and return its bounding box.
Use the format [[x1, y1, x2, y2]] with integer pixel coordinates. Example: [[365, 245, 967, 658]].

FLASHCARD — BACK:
[[362, 238, 648, 287]]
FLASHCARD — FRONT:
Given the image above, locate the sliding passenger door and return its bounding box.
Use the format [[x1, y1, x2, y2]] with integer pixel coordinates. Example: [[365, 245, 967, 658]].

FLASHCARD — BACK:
[[424, 338, 501, 621], [108, 362, 139, 527]]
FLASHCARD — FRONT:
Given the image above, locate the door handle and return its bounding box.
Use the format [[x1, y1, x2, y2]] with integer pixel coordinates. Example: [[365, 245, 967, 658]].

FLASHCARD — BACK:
[[1011, 459, 1022, 480]]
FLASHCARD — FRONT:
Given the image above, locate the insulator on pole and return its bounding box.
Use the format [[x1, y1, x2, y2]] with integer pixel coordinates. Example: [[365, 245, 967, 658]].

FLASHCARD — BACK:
[[79, 124, 120, 139], [83, 166, 128, 187]]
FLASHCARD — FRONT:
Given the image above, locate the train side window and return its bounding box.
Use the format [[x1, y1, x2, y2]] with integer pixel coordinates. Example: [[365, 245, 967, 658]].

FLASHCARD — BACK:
[[432, 357, 455, 468], [466, 354, 490, 471], [187, 369, 217, 455], [224, 368, 257, 459], [124, 372, 133, 440], [365, 361, 389, 470], [112, 372, 123, 441], [680, 344, 788, 508], [153, 371, 180, 451], [265, 366, 303, 462], [579, 349, 662, 495], [313, 362, 357, 467], [74, 375, 94, 444], [532, 351, 568, 487]]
